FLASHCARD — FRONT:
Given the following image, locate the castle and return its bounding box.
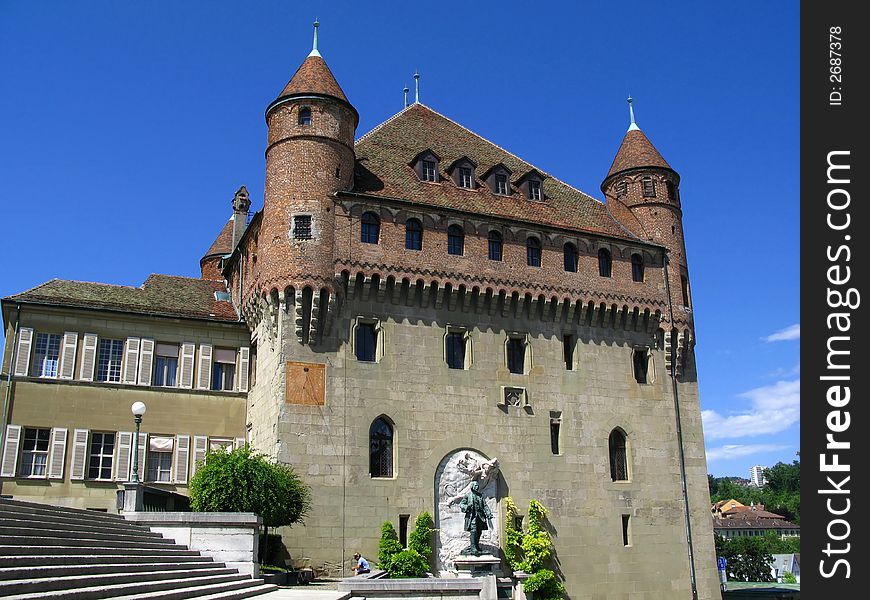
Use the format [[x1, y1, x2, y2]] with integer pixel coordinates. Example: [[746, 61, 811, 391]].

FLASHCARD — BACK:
[[1, 25, 719, 598]]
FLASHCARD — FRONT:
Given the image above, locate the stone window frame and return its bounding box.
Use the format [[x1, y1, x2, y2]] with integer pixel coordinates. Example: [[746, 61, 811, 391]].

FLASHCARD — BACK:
[[562, 332, 577, 371], [352, 316, 385, 363], [504, 332, 532, 375], [500, 385, 529, 408], [443, 325, 473, 370], [550, 410, 562, 456], [290, 213, 316, 241], [632, 346, 655, 385], [369, 415, 396, 479], [622, 514, 632, 546], [608, 427, 631, 482]]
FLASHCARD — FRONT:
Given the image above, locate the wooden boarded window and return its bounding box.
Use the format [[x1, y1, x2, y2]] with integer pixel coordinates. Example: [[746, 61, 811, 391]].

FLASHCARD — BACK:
[[285, 362, 325, 406]]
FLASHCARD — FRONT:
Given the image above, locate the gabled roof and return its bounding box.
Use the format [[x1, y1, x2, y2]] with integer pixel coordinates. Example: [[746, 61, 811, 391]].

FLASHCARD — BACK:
[[605, 128, 673, 179], [202, 219, 234, 260], [352, 103, 636, 240], [276, 55, 349, 104], [5, 275, 239, 323]]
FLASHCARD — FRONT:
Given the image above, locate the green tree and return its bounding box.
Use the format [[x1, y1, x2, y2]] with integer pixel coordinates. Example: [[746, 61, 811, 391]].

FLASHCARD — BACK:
[[408, 511, 435, 560], [715, 535, 774, 582], [503, 497, 565, 599], [378, 521, 403, 568]]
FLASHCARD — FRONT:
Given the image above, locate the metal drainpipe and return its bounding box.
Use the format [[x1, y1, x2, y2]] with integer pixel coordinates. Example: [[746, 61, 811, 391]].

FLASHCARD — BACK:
[[662, 254, 699, 600], [0, 304, 21, 491]]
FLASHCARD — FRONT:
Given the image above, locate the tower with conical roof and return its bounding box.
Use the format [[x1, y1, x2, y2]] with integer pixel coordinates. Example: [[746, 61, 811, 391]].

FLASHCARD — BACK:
[[602, 98, 693, 332]]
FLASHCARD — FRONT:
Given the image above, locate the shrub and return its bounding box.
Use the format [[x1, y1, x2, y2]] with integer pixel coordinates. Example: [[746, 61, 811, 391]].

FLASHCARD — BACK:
[[387, 549, 429, 578], [523, 568, 565, 600], [408, 511, 435, 559], [378, 521, 403, 568], [504, 497, 564, 598], [782, 571, 797, 584]]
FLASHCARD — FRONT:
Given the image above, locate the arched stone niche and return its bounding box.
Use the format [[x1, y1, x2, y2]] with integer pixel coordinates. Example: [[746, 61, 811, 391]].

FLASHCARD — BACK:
[[434, 449, 501, 574]]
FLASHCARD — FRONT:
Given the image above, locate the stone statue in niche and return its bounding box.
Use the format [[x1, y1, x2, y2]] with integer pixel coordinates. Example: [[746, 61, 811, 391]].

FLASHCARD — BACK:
[[434, 450, 501, 573], [459, 481, 494, 555]]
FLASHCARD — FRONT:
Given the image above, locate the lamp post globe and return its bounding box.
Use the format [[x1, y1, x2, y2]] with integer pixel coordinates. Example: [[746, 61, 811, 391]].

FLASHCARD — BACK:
[[130, 402, 147, 483]]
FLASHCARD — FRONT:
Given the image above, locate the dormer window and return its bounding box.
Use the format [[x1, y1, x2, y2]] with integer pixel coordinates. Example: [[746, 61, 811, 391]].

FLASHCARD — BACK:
[[448, 157, 477, 189], [495, 173, 509, 195], [528, 180, 542, 201], [518, 170, 545, 201], [298, 108, 312, 126], [459, 167, 473, 188], [484, 163, 513, 196], [412, 151, 441, 183]]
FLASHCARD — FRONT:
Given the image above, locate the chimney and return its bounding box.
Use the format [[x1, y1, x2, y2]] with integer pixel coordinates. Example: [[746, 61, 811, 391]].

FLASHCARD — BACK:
[[231, 186, 251, 249]]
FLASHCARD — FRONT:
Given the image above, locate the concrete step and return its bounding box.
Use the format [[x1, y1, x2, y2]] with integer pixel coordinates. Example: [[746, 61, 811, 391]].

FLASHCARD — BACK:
[[0, 523, 165, 543], [0, 498, 128, 524], [0, 544, 200, 557], [110, 580, 277, 600], [0, 567, 238, 595], [0, 534, 180, 549], [0, 508, 153, 534], [0, 560, 221, 581], [0, 572, 250, 599], [0, 554, 207, 568], [159, 583, 280, 600]]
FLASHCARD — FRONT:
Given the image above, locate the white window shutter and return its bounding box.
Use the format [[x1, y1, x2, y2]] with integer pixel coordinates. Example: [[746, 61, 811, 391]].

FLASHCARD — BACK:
[[47, 428, 69, 480], [1, 425, 22, 477], [59, 332, 78, 380], [174, 435, 190, 484], [122, 337, 141, 385], [237, 347, 250, 392], [179, 343, 196, 389], [196, 344, 213, 390], [191, 435, 208, 478], [234, 437, 246, 450], [115, 431, 133, 481], [135, 433, 148, 481], [138, 339, 155, 386], [13, 328, 33, 377], [79, 334, 98, 381], [69, 429, 89, 481]]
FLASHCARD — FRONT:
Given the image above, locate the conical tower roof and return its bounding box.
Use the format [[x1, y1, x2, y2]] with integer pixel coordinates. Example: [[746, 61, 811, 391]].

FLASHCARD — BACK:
[[606, 128, 672, 178], [276, 54, 350, 103]]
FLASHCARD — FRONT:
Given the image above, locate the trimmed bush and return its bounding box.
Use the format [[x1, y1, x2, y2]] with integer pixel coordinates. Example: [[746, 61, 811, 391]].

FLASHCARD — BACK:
[[408, 511, 435, 559], [378, 521, 403, 568], [387, 549, 430, 578], [523, 568, 565, 600]]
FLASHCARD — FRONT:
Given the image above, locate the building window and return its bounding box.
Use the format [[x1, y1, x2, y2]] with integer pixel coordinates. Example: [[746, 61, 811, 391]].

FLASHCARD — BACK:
[[633, 348, 651, 384], [642, 177, 656, 198], [447, 225, 464, 256], [209, 438, 234, 453], [293, 215, 312, 240], [526, 237, 541, 267], [422, 160, 438, 182], [212, 348, 237, 391], [495, 173, 509, 195], [681, 274, 691, 307], [488, 231, 503, 261], [298, 107, 312, 126], [616, 180, 627, 198], [31, 332, 62, 378], [458, 167, 474, 188], [405, 218, 423, 250], [563, 243, 578, 272], [445, 329, 470, 370], [550, 411, 562, 455], [19, 427, 50, 477], [355, 322, 378, 362], [506, 336, 527, 374], [153, 343, 179, 387], [666, 180, 677, 200], [563, 334, 575, 370], [528, 179, 542, 201], [146, 436, 174, 482], [370, 417, 394, 478], [609, 429, 628, 482], [361, 212, 380, 244], [96, 339, 124, 382], [598, 248, 612, 278], [631, 253, 644, 282], [622, 515, 631, 546], [399, 514, 410, 548], [88, 432, 115, 480]]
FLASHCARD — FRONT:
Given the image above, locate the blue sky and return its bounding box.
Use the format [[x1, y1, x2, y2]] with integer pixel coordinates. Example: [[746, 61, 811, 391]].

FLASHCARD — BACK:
[[0, 1, 799, 478]]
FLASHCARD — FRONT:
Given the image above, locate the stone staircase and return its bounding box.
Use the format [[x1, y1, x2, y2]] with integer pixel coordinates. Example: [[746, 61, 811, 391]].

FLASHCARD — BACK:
[[0, 498, 277, 599]]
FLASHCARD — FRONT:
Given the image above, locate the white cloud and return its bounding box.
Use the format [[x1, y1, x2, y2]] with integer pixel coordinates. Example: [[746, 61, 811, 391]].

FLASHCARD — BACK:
[[702, 379, 800, 440], [763, 323, 800, 342], [706, 444, 792, 462]]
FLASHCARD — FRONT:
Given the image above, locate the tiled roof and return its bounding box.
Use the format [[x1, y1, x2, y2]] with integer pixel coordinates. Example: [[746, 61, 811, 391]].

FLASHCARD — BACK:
[[713, 515, 800, 530], [276, 55, 349, 103], [6, 275, 239, 322], [352, 103, 639, 240], [722, 507, 785, 519], [203, 219, 234, 259], [605, 128, 672, 179]]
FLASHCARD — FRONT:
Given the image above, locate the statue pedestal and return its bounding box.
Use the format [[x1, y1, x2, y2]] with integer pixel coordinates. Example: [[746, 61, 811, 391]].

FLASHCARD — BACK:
[[453, 554, 501, 578]]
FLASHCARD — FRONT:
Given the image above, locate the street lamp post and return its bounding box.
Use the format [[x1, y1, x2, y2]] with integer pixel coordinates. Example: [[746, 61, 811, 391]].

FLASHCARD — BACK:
[[130, 402, 147, 483]]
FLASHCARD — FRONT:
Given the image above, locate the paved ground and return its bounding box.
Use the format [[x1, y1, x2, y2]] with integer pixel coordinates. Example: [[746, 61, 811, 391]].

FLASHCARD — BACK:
[[257, 580, 350, 599]]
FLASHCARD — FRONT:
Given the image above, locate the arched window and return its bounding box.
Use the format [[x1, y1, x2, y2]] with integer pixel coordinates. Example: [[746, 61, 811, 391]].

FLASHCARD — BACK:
[[361, 212, 380, 244], [405, 218, 422, 250], [488, 231, 503, 261], [563, 243, 578, 272], [447, 225, 464, 256], [598, 248, 612, 277], [631, 254, 644, 282], [609, 429, 628, 481], [526, 237, 541, 267], [298, 108, 312, 126], [370, 417, 394, 478]]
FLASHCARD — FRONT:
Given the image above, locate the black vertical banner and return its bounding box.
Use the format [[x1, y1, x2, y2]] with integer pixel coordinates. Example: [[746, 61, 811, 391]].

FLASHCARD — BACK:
[[802, 1, 868, 597]]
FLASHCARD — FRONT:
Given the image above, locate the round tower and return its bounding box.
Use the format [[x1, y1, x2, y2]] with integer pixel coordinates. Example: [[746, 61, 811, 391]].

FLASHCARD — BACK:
[[256, 21, 358, 301], [601, 98, 692, 327]]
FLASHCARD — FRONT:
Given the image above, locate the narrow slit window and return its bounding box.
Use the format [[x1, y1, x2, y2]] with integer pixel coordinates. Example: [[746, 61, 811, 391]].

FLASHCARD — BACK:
[[622, 515, 631, 546], [598, 248, 612, 278], [563, 334, 574, 370], [399, 515, 410, 548], [550, 413, 562, 455]]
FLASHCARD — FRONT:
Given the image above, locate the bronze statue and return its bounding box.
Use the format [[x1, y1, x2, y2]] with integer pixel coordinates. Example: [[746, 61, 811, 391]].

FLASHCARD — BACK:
[[458, 480, 493, 555]]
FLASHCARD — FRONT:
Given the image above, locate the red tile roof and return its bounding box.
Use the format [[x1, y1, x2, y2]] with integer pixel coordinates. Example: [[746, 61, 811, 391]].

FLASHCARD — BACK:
[[352, 104, 640, 240], [276, 55, 349, 103], [203, 219, 234, 259], [606, 128, 672, 179], [5, 275, 239, 322]]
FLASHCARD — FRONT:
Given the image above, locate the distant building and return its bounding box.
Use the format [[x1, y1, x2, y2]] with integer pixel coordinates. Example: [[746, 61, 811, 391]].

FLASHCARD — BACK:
[[750, 465, 767, 487], [713, 504, 799, 539], [770, 554, 800, 583], [711, 498, 745, 516]]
